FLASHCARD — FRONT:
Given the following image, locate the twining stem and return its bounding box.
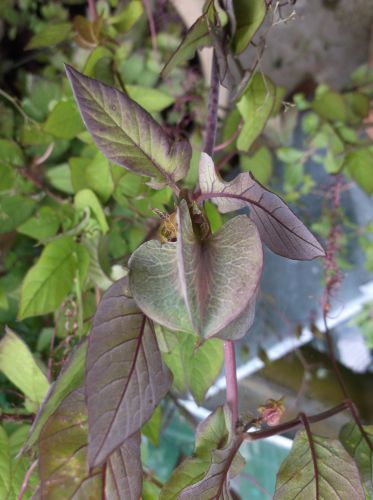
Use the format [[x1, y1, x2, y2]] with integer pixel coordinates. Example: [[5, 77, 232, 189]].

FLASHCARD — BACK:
[[87, 0, 97, 21], [224, 341, 239, 425], [202, 50, 239, 425]]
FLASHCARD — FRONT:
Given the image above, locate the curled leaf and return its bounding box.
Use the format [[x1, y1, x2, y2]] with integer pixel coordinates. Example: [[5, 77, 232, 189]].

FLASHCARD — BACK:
[[199, 153, 325, 260], [86, 277, 171, 467], [65, 65, 191, 187]]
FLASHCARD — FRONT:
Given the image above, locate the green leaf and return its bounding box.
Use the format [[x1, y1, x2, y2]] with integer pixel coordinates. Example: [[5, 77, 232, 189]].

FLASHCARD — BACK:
[[82, 235, 113, 290], [0, 425, 38, 499], [126, 85, 175, 113], [0, 328, 49, 405], [142, 405, 162, 447], [19, 236, 81, 319], [45, 163, 74, 194], [162, 15, 211, 77], [0, 139, 24, 166], [340, 423, 373, 497], [109, 0, 144, 32], [65, 65, 192, 187], [69, 151, 114, 202], [232, 0, 267, 54], [313, 87, 348, 122], [0, 194, 36, 234], [237, 73, 275, 151], [75, 188, 109, 233], [163, 331, 224, 403], [240, 145, 273, 185], [204, 200, 223, 233], [38, 387, 103, 498], [129, 200, 263, 340], [43, 99, 85, 139], [344, 147, 373, 195], [26, 22, 72, 49], [17, 207, 60, 241], [274, 431, 365, 499], [23, 342, 87, 452]]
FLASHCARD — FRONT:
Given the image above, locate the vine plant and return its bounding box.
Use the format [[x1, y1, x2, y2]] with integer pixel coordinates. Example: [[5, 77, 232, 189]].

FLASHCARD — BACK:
[[15, 1, 373, 499]]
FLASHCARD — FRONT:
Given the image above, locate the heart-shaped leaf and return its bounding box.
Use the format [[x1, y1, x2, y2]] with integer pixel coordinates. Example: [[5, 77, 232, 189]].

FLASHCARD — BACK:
[[199, 153, 325, 260], [86, 277, 171, 468], [129, 200, 262, 340], [274, 431, 365, 499], [65, 65, 191, 187]]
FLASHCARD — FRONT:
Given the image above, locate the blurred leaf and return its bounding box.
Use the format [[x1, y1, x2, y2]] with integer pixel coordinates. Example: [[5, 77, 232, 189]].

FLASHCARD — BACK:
[[232, 0, 266, 54], [82, 235, 113, 290], [204, 200, 223, 233], [75, 188, 109, 233], [0, 194, 36, 234], [339, 423, 373, 497], [24, 342, 87, 452], [344, 147, 373, 195], [274, 431, 365, 499], [126, 85, 174, 113], [109, 0, 144, 32], [142, 405, 162, 447], [313, 88, 348, 122], [237, 73, 275, 151], [19, 236, 82, 319], [43, 99, 85, 139], [73, 15, 102, 49], [0, 139, 24, 166], [26, 22, 72, 49], [17, 207, 60, 241], [222, 108, 241, 153], [45, 163, 74, 194], [241, 145, 273, 185], [70, 151, 114, 202], [344, 92, 370, 124], [0, 328, 49, 405], [83, 46, 112, 77], [163, 331, 224, 404], [86, 277, 171, 467], [65, 65, 191, 187]]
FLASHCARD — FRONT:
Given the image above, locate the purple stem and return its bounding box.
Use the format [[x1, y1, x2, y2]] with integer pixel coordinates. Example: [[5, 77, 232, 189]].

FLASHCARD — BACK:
[[224, 340, 239, 425]]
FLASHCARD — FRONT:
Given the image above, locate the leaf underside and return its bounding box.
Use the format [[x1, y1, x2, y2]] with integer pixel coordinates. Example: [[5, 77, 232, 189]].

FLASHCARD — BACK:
[[85, 277, 171, 468], [65, 65, 191, 187], [274, 431, 365, 499], [199, 153, 325, 260]]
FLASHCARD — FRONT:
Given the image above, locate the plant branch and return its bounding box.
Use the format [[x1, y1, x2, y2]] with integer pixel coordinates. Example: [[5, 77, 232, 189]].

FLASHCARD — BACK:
[[299, 412, 319, 499], [142, 0, 158, 54], [18, 460, 38, 500], [224, 341, 239, 425], [203, 52, 220, 157], [87, 0, 97, 21]]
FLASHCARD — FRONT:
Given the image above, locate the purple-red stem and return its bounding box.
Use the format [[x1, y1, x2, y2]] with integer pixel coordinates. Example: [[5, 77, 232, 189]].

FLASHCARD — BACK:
[[87, 0, 97, 21], [224, 341, 239, 424]]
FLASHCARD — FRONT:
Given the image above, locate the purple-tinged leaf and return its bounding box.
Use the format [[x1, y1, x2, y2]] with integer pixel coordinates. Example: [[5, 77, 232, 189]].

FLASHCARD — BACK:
[[38, 387, 103, 498], [65, 65, 191, 187], [129, 200, 262, 340], [86, 277, 171, 468], [161, 406, 244, 500], [275, 431, 365, 499], [106, 432, 142, 500], [199, 153, 325, 260]]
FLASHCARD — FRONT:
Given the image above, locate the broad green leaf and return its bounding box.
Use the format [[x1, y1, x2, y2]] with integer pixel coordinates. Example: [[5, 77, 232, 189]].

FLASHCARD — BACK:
[[109, 0, 144, 32], [82, 235, 113, 290], [38, 387, 103, 498], [45, 163, 74, 194], [126, 85, 175, 113], [161, 406, 244, 500], [222, 108, 241, 153], [75, 188, 109, 233], [240, 145, 273, 185], [142, 405, 162, 447], [65, 65, 191, 187], [24, 342, 87, 452], [0, 139, 24, 166], [0, 425, 37, 499], [340, 423, 373, 497], [163, 331, 224, 403], [237, 73, 275, 151], [161, 16, 211, 77], [26, 22, 72, 49], [105, 432, 143, 500], [204, 201, 223, 233], [43, 99, 85, 139], [69, 151, 114, 202], [0, 328, 49, 405], [86, 277, 171, 467], [17, 207, 60, 241], [19, 236, 81, 319], [129, 200, 262, 340], [232, 0, 267, 54], [274, 431, 365, 499], [345, 147, 373, 195], [0, 164, 15, 190], [199, 153, 325, 260], [83, 46, 112, 77], [313, 88, 348, 122], [0, 194, 36, 234], [345, 92, 370, 124]]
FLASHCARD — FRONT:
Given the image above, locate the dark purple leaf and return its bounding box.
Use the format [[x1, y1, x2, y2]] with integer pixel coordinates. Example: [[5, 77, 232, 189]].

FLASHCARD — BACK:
[[65, 65, 191, 187], [86, 277, 171, 468], [106, 432, 142, 500], [199, 153, 325, 260]]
